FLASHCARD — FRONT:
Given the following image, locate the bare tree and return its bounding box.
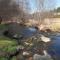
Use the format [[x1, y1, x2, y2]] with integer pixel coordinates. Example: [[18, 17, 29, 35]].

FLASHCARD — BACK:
[[0, 0, 28, 23], [33, 0, 56, 22], [0, 0, 19, 16], [36, 0, 56, 11]]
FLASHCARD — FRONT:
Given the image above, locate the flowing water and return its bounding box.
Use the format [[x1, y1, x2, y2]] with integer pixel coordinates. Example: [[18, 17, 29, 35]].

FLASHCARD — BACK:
[[48, 34, 60, 59], [21, 26, 60, 59], [26, 27, 60, 59], [0, 24, 60, 60]]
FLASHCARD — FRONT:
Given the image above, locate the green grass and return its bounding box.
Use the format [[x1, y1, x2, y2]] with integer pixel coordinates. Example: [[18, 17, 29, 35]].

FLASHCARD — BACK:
[[0, 56, 16, 60], [11, 56, 16, 60], [3, 45, 17, 52], [0, 36, 17, 52], [0, 36, 18, 60], [0, 36, 17, 47], [0, 24, 7, 30], [0, 57, 8, 60], [0, 36, 19, 60]]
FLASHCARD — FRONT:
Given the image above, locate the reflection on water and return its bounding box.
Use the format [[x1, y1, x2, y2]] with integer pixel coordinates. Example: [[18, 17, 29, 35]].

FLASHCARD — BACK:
[[21, 27, 37, 38], [5, 23, 38, 39]]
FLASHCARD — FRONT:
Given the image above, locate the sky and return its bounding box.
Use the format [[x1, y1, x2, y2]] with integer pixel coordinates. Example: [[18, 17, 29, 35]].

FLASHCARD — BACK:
[[18, 0, 60, 13], [28, 0, 60, 13], [56, 0, 60, 8]]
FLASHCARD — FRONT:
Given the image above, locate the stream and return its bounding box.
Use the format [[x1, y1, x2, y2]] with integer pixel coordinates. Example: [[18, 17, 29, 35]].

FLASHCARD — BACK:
[[48, 34, 60, 59], [0, 23, 60, 60]]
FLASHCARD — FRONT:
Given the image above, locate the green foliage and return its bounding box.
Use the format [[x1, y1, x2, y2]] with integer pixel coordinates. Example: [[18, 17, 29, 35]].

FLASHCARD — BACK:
[[0, 57, 8, 60], [56, 7, 60, 12]]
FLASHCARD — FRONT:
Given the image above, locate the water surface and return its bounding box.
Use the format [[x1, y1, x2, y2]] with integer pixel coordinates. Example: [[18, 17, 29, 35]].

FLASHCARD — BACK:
[[48, 35, 60, 59]]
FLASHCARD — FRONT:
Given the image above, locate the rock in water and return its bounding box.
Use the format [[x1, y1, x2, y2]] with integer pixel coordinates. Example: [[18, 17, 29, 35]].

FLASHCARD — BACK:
[[41, 35, 51, 43]]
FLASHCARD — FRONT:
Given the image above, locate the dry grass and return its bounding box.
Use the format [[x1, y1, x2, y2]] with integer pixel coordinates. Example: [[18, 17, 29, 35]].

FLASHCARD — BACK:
[[50, 23, 60, 31]]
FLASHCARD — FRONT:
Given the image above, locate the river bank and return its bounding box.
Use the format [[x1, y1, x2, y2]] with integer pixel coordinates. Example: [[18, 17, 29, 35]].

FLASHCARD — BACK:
[[0, 23, 60, 60]]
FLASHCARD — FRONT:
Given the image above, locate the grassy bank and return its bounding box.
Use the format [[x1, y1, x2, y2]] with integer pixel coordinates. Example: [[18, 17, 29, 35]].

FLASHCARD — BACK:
[[0, 36, 17, 60], [50, 23, 60, 32]]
